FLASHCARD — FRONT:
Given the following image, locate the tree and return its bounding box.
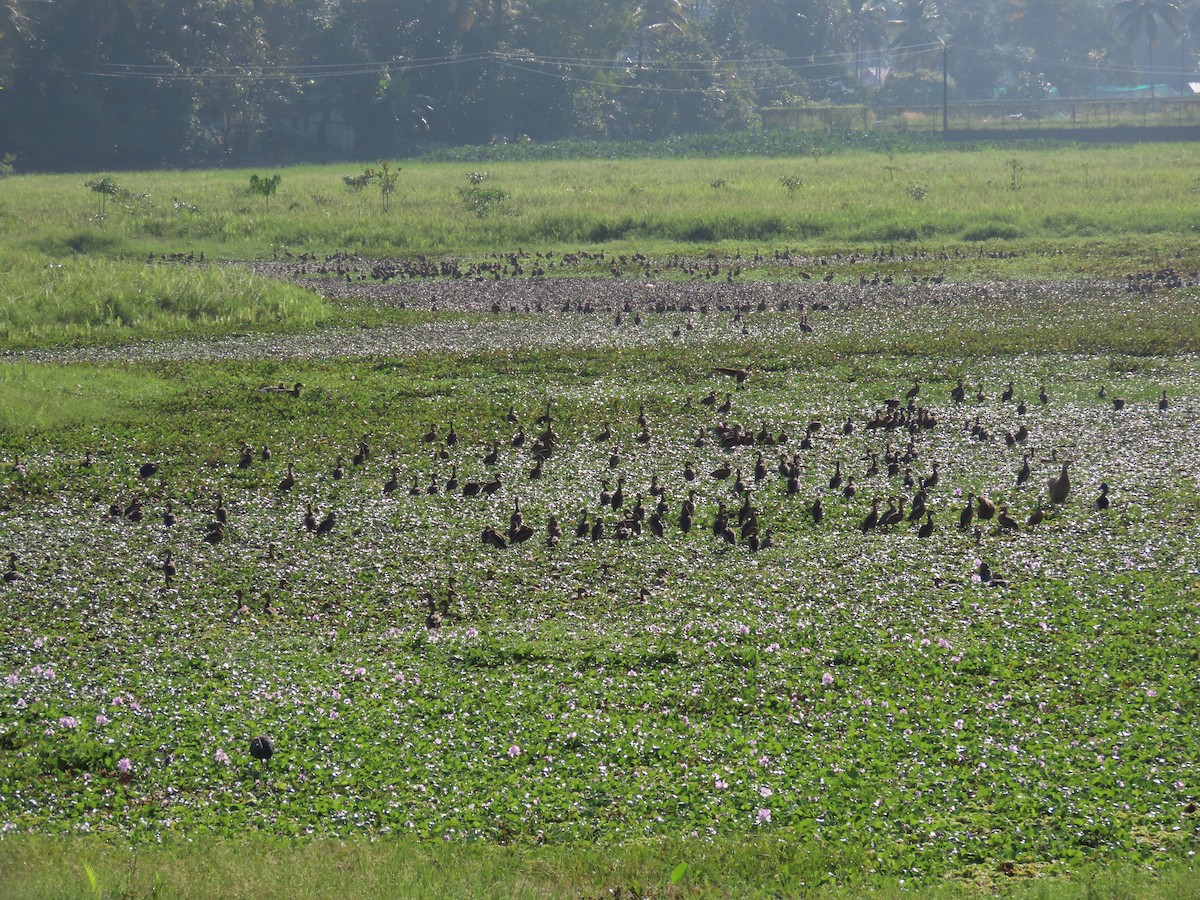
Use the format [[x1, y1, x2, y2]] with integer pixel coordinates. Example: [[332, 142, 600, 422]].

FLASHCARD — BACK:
[[1113, 0, 1183, 97], [889, 0, 941, 73], [848, 1, 888, 86]]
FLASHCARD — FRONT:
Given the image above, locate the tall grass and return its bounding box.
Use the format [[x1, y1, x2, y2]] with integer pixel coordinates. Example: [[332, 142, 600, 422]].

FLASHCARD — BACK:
[[0, 144, 1196, 262], [0, 252, 328, 348], [3, 835, 1198, 899]]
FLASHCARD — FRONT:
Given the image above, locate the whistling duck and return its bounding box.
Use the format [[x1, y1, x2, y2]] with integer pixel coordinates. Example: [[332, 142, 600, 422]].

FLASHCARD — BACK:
[[1094, 482, 1110, 511], [303, 503, 317, 532], [976, 495, 996, 520], [917, 513, 935, 539], [332, 456, 345, 480], [997, 506, 1020, 531], [829, 461, 843, 491], [958, 493, 975, 530], [611, 478, 625, 511], [861, 498, 881, 533], [161, 551, 176, 585], [811, 496, 824, 525], [387, 471, 406, 496], [4, 553, 22, 582], [315, 511, 336, 535], [1048, 461, 1071, 505], [1016, 453, 1031, 487], [1159, 390, 1169, 411], [279, 463, 296, 492]]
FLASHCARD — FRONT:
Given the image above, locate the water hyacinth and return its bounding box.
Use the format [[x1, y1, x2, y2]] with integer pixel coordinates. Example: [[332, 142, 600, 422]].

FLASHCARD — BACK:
[[0, 259, 1198, 887]]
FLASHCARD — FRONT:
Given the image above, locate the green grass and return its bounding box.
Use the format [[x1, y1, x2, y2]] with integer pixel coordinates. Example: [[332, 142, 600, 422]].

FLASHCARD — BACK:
[[0, 144, 1197, 264], [2, 144, 1200, 896], [2, 836, 1197, 898]]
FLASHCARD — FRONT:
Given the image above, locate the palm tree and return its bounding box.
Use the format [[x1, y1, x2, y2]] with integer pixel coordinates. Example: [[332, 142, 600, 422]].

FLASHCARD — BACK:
[[848, 2, 888, 85], [1113, 0, 1183, 98], [889, 0, 940, 73], [631, 0, 689, 69]]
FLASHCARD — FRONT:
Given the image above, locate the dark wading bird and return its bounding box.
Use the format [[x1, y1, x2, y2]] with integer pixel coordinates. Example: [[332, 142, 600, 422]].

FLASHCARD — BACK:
[[249, 735, 274, 769]]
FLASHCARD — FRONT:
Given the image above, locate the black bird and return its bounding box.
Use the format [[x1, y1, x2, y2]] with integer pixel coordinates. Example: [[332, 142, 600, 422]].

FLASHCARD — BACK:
[[139, 462, 159, 479], [4, 553, 22, 583], [1016, 453, 1031, 487], [203, 521, 225, 544], [315, 511, 336, 536], [1094, 482, 1110, 511], [917, 513, 935, 539], [249, 735, 274, 769], [811, 496, 824, 525], [482, 526, 507, 549]]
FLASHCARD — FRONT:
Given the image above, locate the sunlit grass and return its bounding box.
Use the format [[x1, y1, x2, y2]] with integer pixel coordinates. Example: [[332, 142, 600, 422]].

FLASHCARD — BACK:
[[0, 251, 329, 348], [0, 144, 1196, 263]]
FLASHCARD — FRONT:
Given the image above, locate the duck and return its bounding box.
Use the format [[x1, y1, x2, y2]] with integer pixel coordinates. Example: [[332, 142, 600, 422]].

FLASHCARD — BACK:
[[811, 496, 824, 525], [1027, 506, 1046, 526], [1159, 390, 1169, 411], [997, 506, 1020, 531], [161, 551, 177, 585], [4, 553, 22, 583], [278, 463, 296, 493], [314, 510, 336, 535], [1048, 461, 1071, 505], [828, 460, 843, 491], [958, 493, 975, 530], [976, 494, 996, 520], [1094, 482, 1110, 511], [917, 513, 935, 539], [860, 498, 881, 533], [482, 525, 506, 554], [331, 456, 346, 480], [1016, 453, 1031, 487]]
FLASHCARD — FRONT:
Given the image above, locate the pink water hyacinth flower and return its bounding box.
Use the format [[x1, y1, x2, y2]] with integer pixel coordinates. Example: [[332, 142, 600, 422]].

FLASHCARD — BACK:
[[822, 672, 834, 686], [59, 716, 79, 729], [508, 744, 521, 758], [214, 749, 231, 765], [117, 758, 132, 774], [756, 808, 772, 825], [465, 627, 479, 638], [94, 714, 110, 726]]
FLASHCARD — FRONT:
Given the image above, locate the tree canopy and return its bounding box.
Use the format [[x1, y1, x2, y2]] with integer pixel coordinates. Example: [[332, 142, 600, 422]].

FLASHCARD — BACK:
[[0, 0, 1190, 170]]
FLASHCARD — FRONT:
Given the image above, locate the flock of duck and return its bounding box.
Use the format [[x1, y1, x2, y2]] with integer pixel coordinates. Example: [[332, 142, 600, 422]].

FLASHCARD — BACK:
[[1, 370, 1157, 595]]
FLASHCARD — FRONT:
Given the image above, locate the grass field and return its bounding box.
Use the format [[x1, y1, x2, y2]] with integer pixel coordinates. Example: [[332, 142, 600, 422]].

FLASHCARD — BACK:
[[1, 141, 1199, 897]]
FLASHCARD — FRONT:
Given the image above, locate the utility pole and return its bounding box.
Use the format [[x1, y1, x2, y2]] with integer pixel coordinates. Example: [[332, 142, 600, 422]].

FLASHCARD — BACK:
[[942, 40, 950, 133]]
